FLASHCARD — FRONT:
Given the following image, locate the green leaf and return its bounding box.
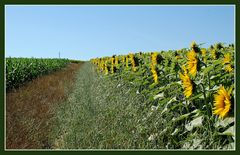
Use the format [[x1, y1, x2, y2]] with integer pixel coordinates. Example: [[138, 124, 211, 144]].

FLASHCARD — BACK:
[[171, 128, 179, 136], [153, 92, 164, 100], [203, 60, 222, 74], [214, 117, 234, 128], [218, 125, 235, 136], [187, 93, 203, 101], [185, 116, 203, 131], [172, 113, 191, 122]]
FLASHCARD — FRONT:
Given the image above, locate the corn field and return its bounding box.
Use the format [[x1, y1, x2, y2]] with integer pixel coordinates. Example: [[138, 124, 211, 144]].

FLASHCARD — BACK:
[[90, 42, 235, 149], [6, 58, 69, 90]]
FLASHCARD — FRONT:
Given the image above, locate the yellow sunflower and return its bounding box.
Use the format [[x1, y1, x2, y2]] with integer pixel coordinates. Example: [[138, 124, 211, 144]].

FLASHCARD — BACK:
[[122, 56, 125, 64], [190, 41, 197, 49], [201, 48, 207, 63], [179, 71, 193, 98], [201, 48, 206, 57], [187, 50, 198, 77], [213, 86, 232, 119], [175, 55, 181, 59], [111, 57, 115, 74], [115, 56, 119, 66], [105, 63, 109, 75], [150, 64, 158, 83], [101, 61, 104, 71], [225, 64, 233, 72], [190, 41, 200, 53], [211, 49, 217, 59], [223, 53, 231, 64], [126, 56, 129, 68], [151, 52, 158, 66], [129, 53, 137, 71]]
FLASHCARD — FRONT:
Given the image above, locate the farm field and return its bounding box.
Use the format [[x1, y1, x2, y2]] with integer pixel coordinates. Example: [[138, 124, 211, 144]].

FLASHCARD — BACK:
[[6, 60, 83, 149], [6, 42, 235, 149], [6, 58, 70, 90]]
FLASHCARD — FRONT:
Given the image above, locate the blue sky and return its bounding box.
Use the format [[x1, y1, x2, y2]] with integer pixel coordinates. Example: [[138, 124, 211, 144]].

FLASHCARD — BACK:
[[5, 5, 234, 61]]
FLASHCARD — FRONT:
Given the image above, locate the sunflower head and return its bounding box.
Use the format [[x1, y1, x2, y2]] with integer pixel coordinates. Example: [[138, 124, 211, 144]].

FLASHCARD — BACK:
[[179, 70, 194, 98], [151, 52, 158, 66], [150, 64, 158, 83], [201, 48, 206, 56], [213, 86, 232, 119], [187, 50, 198, 77], [181, 65, 188, 75], [115, 56, 119, 65], [129, 53, 137, 71], [179, 66, 195, 98], [190, 41, 197, 49], [111, 57, 115, 65], [175, 51, 181, 59], [225, 64, 233, 72], [126, 56, 129, 68], [223, 53, 231, 64], [105, 63, 109, 75], [214, 43, 224, 50], [122, 56, 125, 64], [211, 49, 218, 60], [190, 41, 201, 53], [210, 45, 214, 50]]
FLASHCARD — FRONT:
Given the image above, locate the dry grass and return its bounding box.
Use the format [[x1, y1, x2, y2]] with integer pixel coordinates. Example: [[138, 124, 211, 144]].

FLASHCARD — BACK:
[[6, 62, 83, 149]]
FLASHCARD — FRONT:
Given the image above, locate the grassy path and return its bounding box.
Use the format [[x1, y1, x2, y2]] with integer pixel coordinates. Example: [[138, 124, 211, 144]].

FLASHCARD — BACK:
[[51, 62, 149, 149]]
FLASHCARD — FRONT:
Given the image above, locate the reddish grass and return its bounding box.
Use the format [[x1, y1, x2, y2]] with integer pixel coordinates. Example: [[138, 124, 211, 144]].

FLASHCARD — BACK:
[[6, 62, 83, 149]]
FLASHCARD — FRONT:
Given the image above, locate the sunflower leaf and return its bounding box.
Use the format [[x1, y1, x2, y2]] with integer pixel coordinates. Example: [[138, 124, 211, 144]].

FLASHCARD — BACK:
[[185, 116, 203, 131], [218, 125, 235, 136], [153, 92, 164, 100], [214, 117, 234, 128]]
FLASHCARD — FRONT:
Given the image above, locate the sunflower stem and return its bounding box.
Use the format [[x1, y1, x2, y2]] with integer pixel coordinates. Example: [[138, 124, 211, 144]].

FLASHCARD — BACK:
[[200, 83, 210, 116], [207, 72, 211, 89]]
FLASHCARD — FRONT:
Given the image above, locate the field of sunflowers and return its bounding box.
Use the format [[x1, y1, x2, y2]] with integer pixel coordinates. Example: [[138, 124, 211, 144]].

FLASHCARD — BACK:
[[90, 42, 235, 149]]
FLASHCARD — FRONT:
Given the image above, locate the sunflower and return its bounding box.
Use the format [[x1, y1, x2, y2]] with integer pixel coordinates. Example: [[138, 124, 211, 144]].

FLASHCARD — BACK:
[[175, 55, 181, 59], [190, 41, 200, 53], [129, 53, 137, 71], [182, 65, 188, 75], [201, 48, 207, 63], [179, 70, 193, 98], [111, 57, 115, 74], [115, 56, 119, 69], [223, 53, 231, 64], [201, 48, 206, 56], [122, 56, 125, 64], [211, 49, 217, 59], [101, 60, 105, 71], [213, 86, 232, 119], [151, 52, 158, 66], [115, 56, 119, 67], [150, 64, 158, 83], [126, 56, 129, 68], [225, 64, 233, 72], [105, 63, 109, 75], [187, 50, 198, 77]]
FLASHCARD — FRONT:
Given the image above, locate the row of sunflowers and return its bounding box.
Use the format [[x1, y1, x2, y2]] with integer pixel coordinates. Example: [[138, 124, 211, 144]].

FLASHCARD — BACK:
[[90, 42, 235, 149]]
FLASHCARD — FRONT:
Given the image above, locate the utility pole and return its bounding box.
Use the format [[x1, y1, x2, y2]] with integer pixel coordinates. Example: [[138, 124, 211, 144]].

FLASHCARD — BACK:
[[59, 52, 60, 59]]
